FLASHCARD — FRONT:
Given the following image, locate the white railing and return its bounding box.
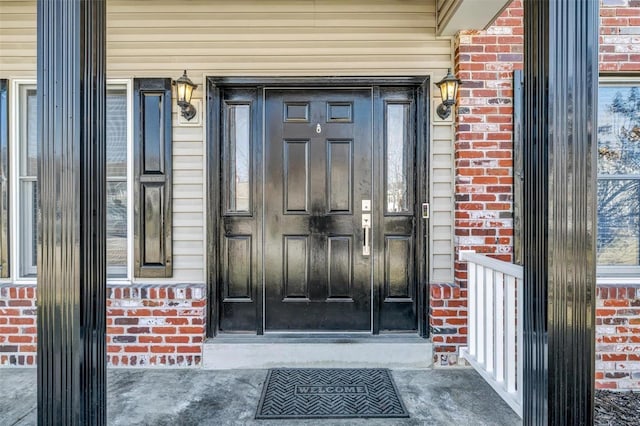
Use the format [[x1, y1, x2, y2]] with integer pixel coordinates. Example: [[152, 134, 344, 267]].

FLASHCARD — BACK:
[[459, 250, 523, 418]]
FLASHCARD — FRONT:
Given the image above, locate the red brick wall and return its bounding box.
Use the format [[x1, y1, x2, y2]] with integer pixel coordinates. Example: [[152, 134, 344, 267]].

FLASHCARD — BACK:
[[454, 1, 522, 282], [596, 285, 640, 389], [0, 284, 206, 367], [0, 286, 36, 366], [600, 0, 640, 72], [429, 283, 467, 365], [107, 285, 206, 367]]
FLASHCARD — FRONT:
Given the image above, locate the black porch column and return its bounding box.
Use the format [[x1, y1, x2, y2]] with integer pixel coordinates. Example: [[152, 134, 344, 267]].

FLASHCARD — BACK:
[[37, 0, 106, 424], [522, 0, 598, 424]]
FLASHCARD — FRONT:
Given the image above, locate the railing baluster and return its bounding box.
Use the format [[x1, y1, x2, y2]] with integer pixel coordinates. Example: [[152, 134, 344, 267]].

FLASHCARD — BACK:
[[516, 276, 524, 404], [468, 262, 477, 357], [505, 274, 517, 394], [477, 265, 485, 364], [495, 271, 505, 383], [485, 267, 494, 373]]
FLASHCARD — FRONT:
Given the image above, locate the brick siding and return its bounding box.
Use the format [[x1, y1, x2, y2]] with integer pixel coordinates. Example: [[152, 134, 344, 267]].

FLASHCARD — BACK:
[[440, 0, 640, 389], [0, 283, 206, 367], [429, 282, 467, 365], [600, 0, 640, 72], [0, 286, 37, 366], [454, 2, 522, 268], [596, 285, 640, 389]]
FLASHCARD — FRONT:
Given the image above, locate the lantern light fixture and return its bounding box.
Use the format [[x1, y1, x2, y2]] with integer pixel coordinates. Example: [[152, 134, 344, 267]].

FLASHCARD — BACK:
[[435, 68, 462, 120], [174, 70, 198, 121]]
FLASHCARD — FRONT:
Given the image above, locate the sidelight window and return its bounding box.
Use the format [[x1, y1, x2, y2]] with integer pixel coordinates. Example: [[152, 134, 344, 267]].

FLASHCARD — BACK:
[[385, 102, 411, 213], [224, 103, 251, 213]]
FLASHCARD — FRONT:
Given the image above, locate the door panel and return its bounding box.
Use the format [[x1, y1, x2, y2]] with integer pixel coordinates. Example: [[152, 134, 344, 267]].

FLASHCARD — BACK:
[[223, 235, 252, 300], [264, 89, 372, 331], [385, 236, 413, 299], [283, 235, 309, 299], [283, 140, 309, 213], [327, 141, 353, 212], [328, 236, 353, 299]]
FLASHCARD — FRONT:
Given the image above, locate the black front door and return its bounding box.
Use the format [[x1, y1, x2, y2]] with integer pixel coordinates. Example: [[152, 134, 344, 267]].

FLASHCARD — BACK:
[[264, 89, 372, 331], [212, 80, 428, 336]]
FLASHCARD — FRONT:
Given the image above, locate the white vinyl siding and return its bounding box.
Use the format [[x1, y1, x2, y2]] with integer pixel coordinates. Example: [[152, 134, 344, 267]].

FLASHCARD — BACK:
[[431, 122, 455, 283], [0, 0, 456, 284]]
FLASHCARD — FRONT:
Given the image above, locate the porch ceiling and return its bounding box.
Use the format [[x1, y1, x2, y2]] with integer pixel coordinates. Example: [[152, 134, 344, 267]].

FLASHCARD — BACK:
[[436, 0, 511, 36]]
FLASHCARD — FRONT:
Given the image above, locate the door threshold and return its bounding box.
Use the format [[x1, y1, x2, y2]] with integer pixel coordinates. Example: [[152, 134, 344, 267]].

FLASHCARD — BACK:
[[208, 332, 427, 344]]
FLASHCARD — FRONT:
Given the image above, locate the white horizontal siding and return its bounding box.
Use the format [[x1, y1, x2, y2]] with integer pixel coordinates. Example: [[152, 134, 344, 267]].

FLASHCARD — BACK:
[[169, 106, 204, 282], [1, 0, 451, 77], [0, 0, 456, 284], [431, 122, 455, 283], [171, 126, 203, 142], [174, 170, 203, 182], [173, 184, 204, 201], [173, 141, 204, 157], [174, 240, 206, 255], [173, 156, 204, 171]]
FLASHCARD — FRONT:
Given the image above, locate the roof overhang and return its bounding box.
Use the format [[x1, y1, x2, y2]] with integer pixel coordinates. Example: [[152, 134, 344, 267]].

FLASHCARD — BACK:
[[437, 0, 512, 36]]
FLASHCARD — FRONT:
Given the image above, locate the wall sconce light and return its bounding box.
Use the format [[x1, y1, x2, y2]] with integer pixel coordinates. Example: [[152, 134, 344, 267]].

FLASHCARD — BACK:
[[174, 70, 198, 121], [435, 68, 462, 119]]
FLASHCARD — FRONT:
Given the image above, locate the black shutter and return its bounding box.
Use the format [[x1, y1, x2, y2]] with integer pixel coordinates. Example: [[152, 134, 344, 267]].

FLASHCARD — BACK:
[[133, 78, 173, 277], [0, 80, 8, 277]]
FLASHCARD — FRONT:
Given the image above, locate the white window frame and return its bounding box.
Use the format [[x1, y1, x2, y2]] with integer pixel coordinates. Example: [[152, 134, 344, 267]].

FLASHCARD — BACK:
[[15, 82, 37, 279], [106, 79, 134, 283], [10, 79, 35, 283], [597, 76, 640, 282], [7, 79, 133, 284]]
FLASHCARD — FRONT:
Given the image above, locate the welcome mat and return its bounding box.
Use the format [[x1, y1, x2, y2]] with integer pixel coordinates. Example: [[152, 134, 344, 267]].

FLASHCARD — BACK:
[[255, 368, 409, 419]]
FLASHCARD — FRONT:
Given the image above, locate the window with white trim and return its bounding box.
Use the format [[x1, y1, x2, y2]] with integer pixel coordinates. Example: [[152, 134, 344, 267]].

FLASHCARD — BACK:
[[597, 80, 640, 275], [15, 82, 131, 279]]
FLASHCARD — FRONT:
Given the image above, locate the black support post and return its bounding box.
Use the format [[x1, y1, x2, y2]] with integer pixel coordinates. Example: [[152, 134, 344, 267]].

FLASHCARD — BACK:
[[37, 0, 106, 424], [522, 0, 598, 424]]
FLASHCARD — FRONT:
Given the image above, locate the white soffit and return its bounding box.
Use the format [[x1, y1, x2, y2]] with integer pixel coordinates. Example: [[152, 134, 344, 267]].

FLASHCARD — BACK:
[[437, 0, 512, 36]]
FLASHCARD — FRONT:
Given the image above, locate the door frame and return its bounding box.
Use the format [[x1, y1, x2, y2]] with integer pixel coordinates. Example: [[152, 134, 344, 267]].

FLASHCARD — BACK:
[[206, 76, 431, 338]]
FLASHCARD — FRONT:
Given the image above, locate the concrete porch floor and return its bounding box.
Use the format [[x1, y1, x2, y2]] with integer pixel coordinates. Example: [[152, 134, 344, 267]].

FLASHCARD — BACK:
[[0, 368, 521, 425]]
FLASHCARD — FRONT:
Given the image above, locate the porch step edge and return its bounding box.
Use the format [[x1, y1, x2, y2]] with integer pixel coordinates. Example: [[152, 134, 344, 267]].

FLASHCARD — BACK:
[[202, 342, 433, 370]]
